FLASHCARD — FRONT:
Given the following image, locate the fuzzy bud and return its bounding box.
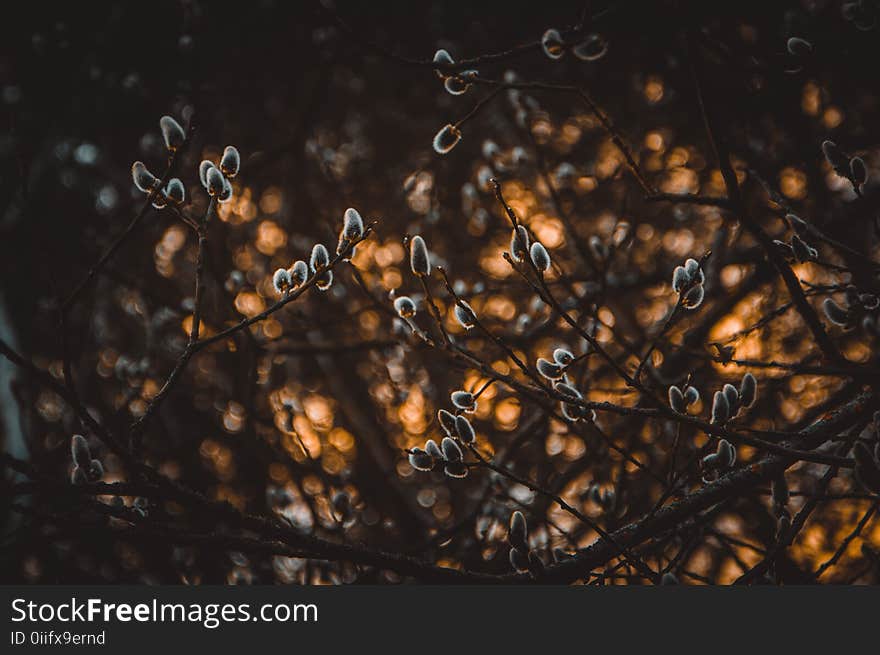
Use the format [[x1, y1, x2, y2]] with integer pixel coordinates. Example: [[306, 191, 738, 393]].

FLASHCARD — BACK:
[[681, 284, 705, 310], [131, 161, 158, 193], [454, 301, 477, 330], [220, 145, 240, 178], [440, 436, 463, 462], [159, 115, 186, 151], [739, 373, 757, 408], [310, 243, 330, 273], [822, 140, 850, 177], [165, 178, 185, 204], [508, 510, 528, 549], [71, 434, 92, 468], [451, 390, 477, 412], [716, 439, 736, 468], [710, 391, 730, 424], [394, 296, 417, 319], [572, 33, 608, 61], [541, 28, 565, 60], [537, 357, 564, 380], [455, 415, 476, 444], [529, 242, 551, 272], [444, 461, 468, 478], [433, 124, 461, 155], [850, 157, 868, 187], [199, 160, 215, 188], [273, 268, 292, 294], [552, 348, 575, 366], [822, 298, 849, 326], [408, 448, 434, 472], [288, 260, 308, 287], [206, 166, 225, 196], [342, 207, 365, 241], [437, 409, 458, 437], [425, 439, 443, 459], [510, 226, 530, 263], [554, 381, 582, 401], [668, 385, 686, 414], [409, 235, 431, 277]]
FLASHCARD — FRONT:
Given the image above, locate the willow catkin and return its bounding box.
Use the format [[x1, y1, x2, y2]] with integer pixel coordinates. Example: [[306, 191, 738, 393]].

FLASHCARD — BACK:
[[508, 511, 528, 549], [159, 115, 186, 152], [454, 414, 475, 444], [409, 235, 431, 276], [206, 166, 226, 196], [451, 390, 476, 412], [131, 161, 158, 193], [220, 145, 240, 177], [437, 409, 457, 437]]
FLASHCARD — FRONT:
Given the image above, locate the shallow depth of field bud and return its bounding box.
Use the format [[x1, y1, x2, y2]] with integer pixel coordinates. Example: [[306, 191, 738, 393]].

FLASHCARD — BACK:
[[2, 1, 880, 587]]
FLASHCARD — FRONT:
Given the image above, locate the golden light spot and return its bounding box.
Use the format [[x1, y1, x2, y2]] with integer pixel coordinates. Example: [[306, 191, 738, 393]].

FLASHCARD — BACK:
[[234, 291, 266, 318], [822, 106, 844, 129], [801, 81, 821, 116], [255, 220, 287, 256], [779, 167, 807, 200], [259, 187, 283, 214], [644, 76, 664, 104], [645, 131, 664, 152]]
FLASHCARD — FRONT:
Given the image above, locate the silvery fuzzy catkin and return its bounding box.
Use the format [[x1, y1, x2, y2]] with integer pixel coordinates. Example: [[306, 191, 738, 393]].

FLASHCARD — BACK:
[[131, 161, 158, 193], [409, 236, 431, 276], [394, 295, 417, 319], [451, 390, 477, 412], [220, 145, 240, 178], [552, 348, 575, 366], [309, 243, 330, 273], [822, 298, 849, 326], [722, 383, 739, 411], [710, 390, 730, 424], [273, 268, 292, 294], [537, 357, 563, 380], [342, 207, 365, 241], [541, 28, 565, 59], [453, 301, 477, 330], [529, 242, 551, 272], [433, 124, 461, 155], [425, 439, 443, 459], [508, 510, 528, 549], [716, 439, 736, 468], [739, 373, 757, 408], [408, 448, 434, 471], [199, 160, 215, 188], [165, 178, 185, 204], [71, 434, 92, 469], [668, 385, 686, 413], [440, 436, 463, 462], [206, 166, 226, 196], [159, 115, 186, 152], [454, 414, 475, 444], [572, 33, 607, 61], [288, 260, 309, 287], [437, 409, 458, 437], [682, 284, 705, 309], [554, 381, 582, 401], [510, 226, 530, 263]]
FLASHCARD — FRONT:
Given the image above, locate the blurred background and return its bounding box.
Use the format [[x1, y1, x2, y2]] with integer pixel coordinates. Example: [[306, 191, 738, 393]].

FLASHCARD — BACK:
[[1, 0, 880, 584]]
